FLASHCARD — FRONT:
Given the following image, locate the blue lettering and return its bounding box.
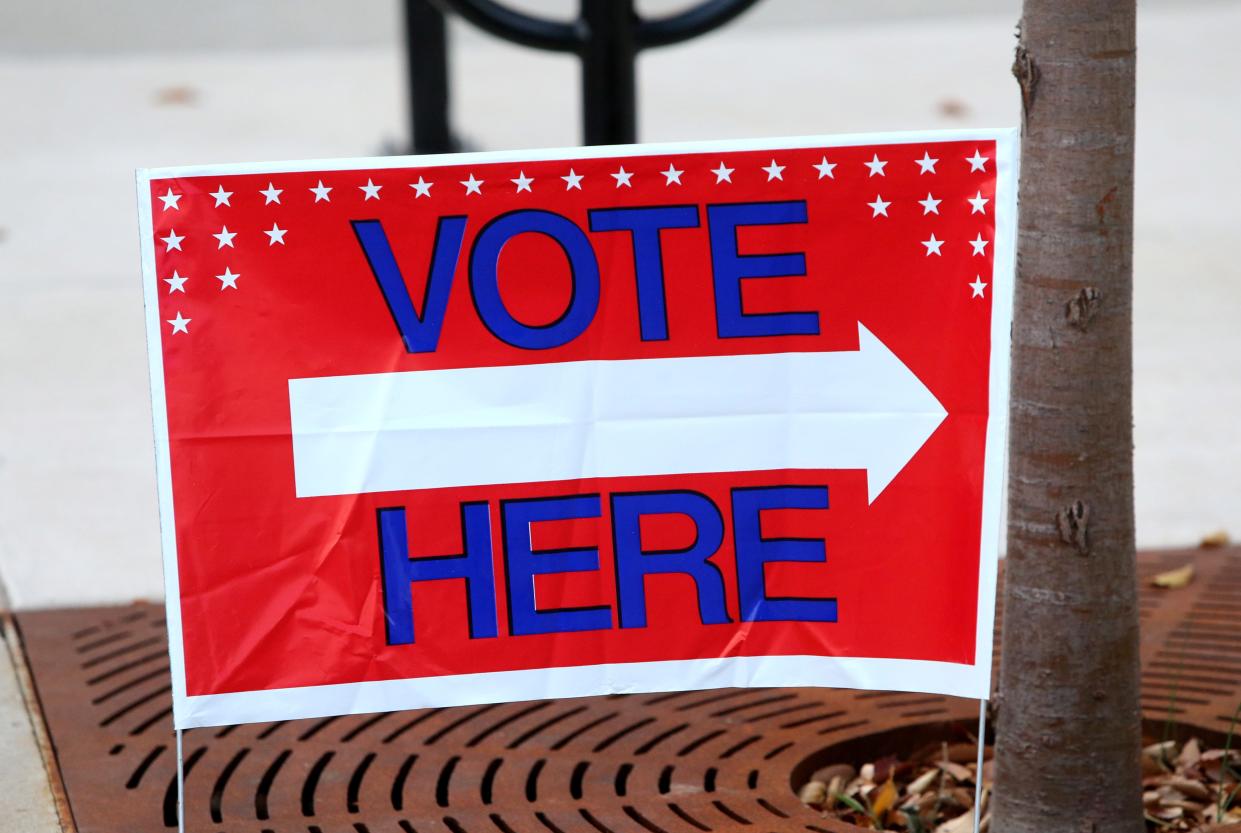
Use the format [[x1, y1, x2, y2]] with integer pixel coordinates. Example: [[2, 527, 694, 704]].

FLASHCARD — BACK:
[[502, 495, 612, 635], [352, 217, 467, 353], [731, 486, 836, 623], [470, 210, 601, 349], [377, 503, 498, 644], [611, 490, 731, 628], [706, 201, 819, 339], [588, 205, 700, 341]]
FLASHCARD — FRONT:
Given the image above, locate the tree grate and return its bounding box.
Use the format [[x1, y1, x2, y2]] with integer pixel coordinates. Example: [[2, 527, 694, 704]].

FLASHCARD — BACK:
[[14, 548, 1239, 833]]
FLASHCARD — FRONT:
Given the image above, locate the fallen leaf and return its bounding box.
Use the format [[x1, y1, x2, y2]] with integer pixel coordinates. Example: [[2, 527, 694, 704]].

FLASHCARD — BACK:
[[1177, 738, 1202, 769], [1142, 754, 1167, 777], [799, 780, 828, 807], [873, 755, 906, 783], [937, 98, 970, 119], [937, 761, 975, 782], [872, 779, 899, 818], [944, 742, 984, 763], [935, 811, 975, 833], [1146, 740, 1179, 758], [153, 85, 200, 106], [907, 767, 940, 796], [1152, 564, 1195, 588], [948, 786, 975, 809], [1200, 530, 1231, 548]]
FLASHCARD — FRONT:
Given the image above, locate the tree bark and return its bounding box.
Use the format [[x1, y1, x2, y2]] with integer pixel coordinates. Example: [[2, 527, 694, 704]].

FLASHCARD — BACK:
[[993, 3, 1143, 833]]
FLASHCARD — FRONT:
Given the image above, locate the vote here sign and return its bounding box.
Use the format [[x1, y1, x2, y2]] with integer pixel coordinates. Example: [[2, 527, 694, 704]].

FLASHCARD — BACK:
[[137, 130, 1016, 729]]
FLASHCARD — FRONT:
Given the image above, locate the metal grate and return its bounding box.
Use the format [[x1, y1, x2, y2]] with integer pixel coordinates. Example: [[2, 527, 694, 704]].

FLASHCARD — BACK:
[[15, 548, 1239, 833]]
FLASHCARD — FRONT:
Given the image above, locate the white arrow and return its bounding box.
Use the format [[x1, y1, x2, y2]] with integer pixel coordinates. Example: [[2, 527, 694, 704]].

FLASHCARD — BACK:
[[288, 323, 947, 504]]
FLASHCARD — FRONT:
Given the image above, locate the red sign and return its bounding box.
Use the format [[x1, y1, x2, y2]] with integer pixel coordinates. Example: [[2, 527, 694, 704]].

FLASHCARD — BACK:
[[138, 131, 1016, 728]]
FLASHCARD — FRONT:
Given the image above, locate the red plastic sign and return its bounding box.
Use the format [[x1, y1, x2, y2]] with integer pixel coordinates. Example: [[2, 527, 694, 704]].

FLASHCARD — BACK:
[[138, 131, 1016, 728]]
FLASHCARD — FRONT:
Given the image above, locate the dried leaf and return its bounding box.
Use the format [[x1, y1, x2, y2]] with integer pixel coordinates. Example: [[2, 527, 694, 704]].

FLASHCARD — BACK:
[[1178, 738, 1202, 769], [1143, 754, 1169, 777], [1200, 529, 1231, 548], [873, 779, 899, 818], [938, 761, 975, 782], [153, 85, 199, 107], [943, 742, 983, 763], [907, 768, 940, 796], [837, 792, 874, 827], [1152, 564, 1195, 588], [1146, 740, 1179, 758], [799, 780, 828, 807], [1169, 775, 1211, 800], [948, 786, 975, 809], [934, 812, 975, 833]]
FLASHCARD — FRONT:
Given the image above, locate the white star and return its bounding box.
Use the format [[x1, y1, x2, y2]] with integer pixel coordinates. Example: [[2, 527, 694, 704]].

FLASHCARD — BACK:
[[511, 171, 533, 193], [970, 233, 990, 256], [610, 167, 633, 188], [216, 267, 240, 289], [711, 162, 734, 183], [970, 276, 988, 298], [260, 182, 283, 205], [158, 187, 182, 211], [163, 270, 187, 293], [265, 222, 287, 245], [167, 312, 191, 335], [968, 190, 990, 214], [922, 234, 944, 256], [661, 164, 683, 185], [762, 159, 785, 181], [461, 174, 483, 195], [918, 193, 942, 215], [410, 177, 433, 198], [561, 168, 584, 190], [213, 226, 236, 249], [915, 151, 939, 174], [359, 179, 382, 201], [813, 156, 836, 179], [867, 195, 891, 218], [160, 229, 185, 252], [209, 185, 233, 207], [966, 149, 989, 172], [865, 154, 888, 177], [309, 180, 332, 202]]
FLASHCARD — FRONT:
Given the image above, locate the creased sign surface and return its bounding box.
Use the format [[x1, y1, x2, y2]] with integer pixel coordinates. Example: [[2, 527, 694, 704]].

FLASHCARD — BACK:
[[137, 131, 1016, 728]]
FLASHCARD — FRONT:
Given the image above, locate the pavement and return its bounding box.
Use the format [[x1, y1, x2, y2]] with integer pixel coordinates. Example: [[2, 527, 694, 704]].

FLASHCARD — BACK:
[[0, 0, 1237, 614], [0, 614, 63, 832]]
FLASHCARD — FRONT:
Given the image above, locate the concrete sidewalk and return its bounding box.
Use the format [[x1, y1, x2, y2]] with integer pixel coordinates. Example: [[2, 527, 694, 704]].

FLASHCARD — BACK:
[[0, 2, 1238, 609], [0, 615, 63, 832]]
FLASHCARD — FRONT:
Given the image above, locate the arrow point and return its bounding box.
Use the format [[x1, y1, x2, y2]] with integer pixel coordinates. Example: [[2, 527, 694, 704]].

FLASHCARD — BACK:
[[855, 323, 948, 504]]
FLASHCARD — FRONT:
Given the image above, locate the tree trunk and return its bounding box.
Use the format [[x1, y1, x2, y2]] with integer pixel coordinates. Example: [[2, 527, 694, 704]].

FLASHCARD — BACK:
[[993, 3, 1143, 833]]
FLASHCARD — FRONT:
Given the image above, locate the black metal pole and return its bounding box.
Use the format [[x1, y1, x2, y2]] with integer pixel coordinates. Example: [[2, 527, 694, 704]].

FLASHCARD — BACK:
[[425, 0, 762, 149], [579, 0, 638, 146], [405, 0, 455, 154]]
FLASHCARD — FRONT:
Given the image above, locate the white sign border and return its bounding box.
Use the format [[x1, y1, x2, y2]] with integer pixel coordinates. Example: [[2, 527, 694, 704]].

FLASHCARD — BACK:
[[137, 127, 1018, 729]]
